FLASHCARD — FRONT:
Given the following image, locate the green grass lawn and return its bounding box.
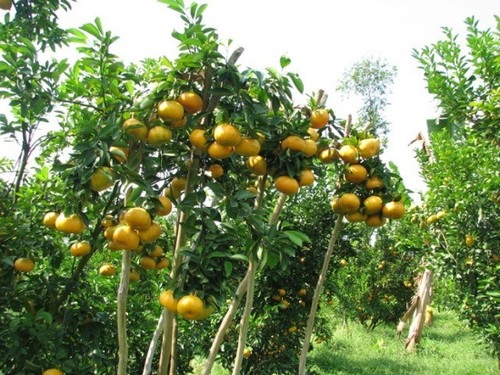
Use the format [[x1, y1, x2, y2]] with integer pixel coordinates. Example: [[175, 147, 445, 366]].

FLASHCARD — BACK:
[[308, 310, 498, 375]]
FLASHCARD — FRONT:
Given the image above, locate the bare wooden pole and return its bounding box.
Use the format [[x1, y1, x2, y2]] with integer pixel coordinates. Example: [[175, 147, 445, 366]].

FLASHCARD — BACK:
[[406, 269, 433, 352], [117, 250, 132, 375]]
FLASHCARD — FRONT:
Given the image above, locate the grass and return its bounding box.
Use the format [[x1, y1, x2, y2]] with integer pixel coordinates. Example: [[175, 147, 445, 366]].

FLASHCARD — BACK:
[[308, 310, 498, 375], [189, 310, 498, 374]]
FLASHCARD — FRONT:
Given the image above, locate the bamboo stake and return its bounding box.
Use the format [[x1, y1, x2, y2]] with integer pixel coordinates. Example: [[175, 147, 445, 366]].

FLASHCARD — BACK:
[[142, 310, 166, 375], [117, 249, 132, 375], [406, 269, 433, 352]]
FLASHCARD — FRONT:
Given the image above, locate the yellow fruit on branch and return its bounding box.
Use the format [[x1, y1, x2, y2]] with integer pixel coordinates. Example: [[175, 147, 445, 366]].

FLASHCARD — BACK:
[[124, 207, 151, 231], [281, 135, 306, 153], [274, 175, 300, 195], [338, 193, 361, 214], [338, 145, 359, 164], [147, 125, 172, 145], [112, 225, 140, 250], [177, 294, 206, 320], [70, 241, 91, 257], [363, 196, 383, 215], [303, 139, 318, 157], [243, 348, 252, 358], [89, 167, 114, 192], [156, 257, 170, 270], [171, 176, 187, 192], [109, 146, 129, 163], [55, 214, 86, 234], [213, 123, 242, 146], [160, 289, 179, 313], [99, 264, 116, 276], [208, 142, 234, 159], [340, 258, 348, 267], [129, 268, 140, 282], [365, 214, 387, 227], [426, 214, 438, 225], [307, 127, 320, 141], [138, 222, 162, 243], [14, 258, 35, 273], [101, 215, 116, 228], [43, 212, 59, 228], [176, 92, 203, 114], [358, 138, 380, 159], [331, 196, 343, 213], [140, 256, 157, 270], [156, 195, 173, 216], [310, 109, 329, 129], [298, 169, 315, 186], [189, 128, 209, 151], [247, 155, 267, 175], [0, 0, 13, 11], [317, 147, 338, 163], [234, 137, 261, 156], [208, 164, 224, 179], [123, 118, 148, 141], [382, 201, 405, 219], [465, 234, 474, 247], [345, 164, 368, 184], [42, 369, 63, 375], [148, 244, 163, 257], [345, 211, 367, 223], [366, 176, 384, 190], [157, 100, 184, 121]]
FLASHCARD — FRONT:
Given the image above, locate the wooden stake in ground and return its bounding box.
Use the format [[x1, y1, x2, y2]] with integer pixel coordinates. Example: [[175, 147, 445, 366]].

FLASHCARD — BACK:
[[405, 268, 433, 352]]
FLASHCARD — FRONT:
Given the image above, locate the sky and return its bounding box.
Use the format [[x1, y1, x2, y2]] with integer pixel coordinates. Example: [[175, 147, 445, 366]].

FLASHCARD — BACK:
[[2, 0, 500, 199]]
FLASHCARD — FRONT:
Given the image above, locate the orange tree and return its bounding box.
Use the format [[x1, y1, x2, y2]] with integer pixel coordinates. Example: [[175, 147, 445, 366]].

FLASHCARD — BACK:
[[413, 16, 499, 360]]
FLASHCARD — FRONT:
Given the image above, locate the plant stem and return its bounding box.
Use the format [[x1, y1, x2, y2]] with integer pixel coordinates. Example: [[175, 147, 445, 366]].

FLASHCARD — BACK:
[[117, 249, 132, 375], [142, 310, 166, 375], [298, 215, 342, 374]]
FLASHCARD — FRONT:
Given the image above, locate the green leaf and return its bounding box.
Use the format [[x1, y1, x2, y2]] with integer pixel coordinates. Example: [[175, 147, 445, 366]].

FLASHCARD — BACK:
[[288, 72, 304, 94], [224, 261, 233, 277], [229, 254, 248, 262], [280, 55, 292, 69], [283, 230, 310, 247], [81, 22, 103, 40]]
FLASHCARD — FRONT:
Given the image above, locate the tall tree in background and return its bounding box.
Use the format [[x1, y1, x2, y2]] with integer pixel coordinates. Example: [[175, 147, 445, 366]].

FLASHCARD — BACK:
[[337, 57, 397, 138]]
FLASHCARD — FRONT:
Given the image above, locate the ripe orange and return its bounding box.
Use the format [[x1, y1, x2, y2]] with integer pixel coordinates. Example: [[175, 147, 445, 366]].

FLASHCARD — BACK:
[[123, 118, 148, 141], [138, 222, 162, 243], [189, 129, 209, 151], [365, 214, 387, 227], [0, 0, 12, 11], [101, 215, 115, 228], [234, 137, 261, 156], [243, 348, 252, 358], [140, 256, 157, 270], [171, 177, 187, 192], [426, 214, 438, 225], [298, 169, 315, 186], [297, 288, 307, 297], [124, 207, 151, 231], [278, 288, 286, 296], [317, 148, 338, 163], [129, 268, 140, 282], [55, 214, 86, 234], [331, 196, 343, 213], [113, 225, 140, 250], [338, 193, 361, 214], [177, 92, 203, 114], [345, 164, 368, 184], [213, 123, 242, 146], [147, 126, 172, 145], [156, 196, 173, 216], [363, 196, 383, 215], [157, 100, 184, 121], [208, 142, 233, 159], [208, 164, 224, 179], [156, 257, 170, 270], [109, 146, 129, 163], [14, 258, 34, 273], [358, 138, 380, 159], [275, 176, 300, 195], [107, 241, 123, 251], [340, 259, 348, 267], [338, 145, 359, 164], [281, 135, 306, 153], [148, 244, 163, 257], [465, 234, 474, 247], [42, 369, 63, 375], [382, 201, 405, 219], [70, 241, 91, 257], [104, 225, 118, 241], [90, 167, 114, 192], [159, 289, 179, 313], [346, 211, 367, 223], [307, 127, 320, 141], [303, 139, 318, 157], [310, 109, 329, 129], [177, 294, 206, 320], [43, 212, 59, 228], [99, 264, 116, 276], [170, 117, 187, 129], [366, 176, 384, 190], [247, 155, 267, 175], [288, 325, 298, 333]]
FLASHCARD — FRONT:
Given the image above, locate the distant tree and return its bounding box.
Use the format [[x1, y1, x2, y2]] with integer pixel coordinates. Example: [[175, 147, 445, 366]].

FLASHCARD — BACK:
[[337, 57, 397, 137]]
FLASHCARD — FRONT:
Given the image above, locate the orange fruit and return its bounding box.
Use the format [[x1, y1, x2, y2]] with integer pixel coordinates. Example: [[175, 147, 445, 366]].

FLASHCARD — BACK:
[[189, 129, 209, 151], [159, 289, 179, 313], [177, 294, 206, 320], [365, 214, 387, 227], [331, 196, 343, 213], [307, 127, 320, 141], [366, 176, 384, 190], [340, 259, 348, 267], [109, 146, 129, 163], [213, 123, 242, 146], [177, 92, 203, 114], [156, 196, 173, 216], [123, 118, 148, 141], [156, 257, 170, 270], [303, 139, 318, 157], [243, 348, 252, 358], [317, 148, 338, 163], [129, 268, 140, 282], [55, 214, 86, 234], [346, 211, 367, 223], [113, 225, 140, 250], [0, 0, 12, 11], [170, 117, 187, 129], [42, 369, 63, 375], [338, 193, 361, 214], [43, 212, 59, 228], [338, 145, 359, 164], [99, 264, 116, 276], [275, 176, 300, 195], [104, 225, 118, 241], [171, 177, 187, 192], [148, 244, 163, 257], [147, 126, 172, 145], [426, 214, 438, 225], [247, 155, 267, 175], [14, 258, 34, 273], [208, 142, 233, 159], [281, 135, 306, 153], [101, 215, 115, 228], [107, 241, 123, 251], [358, 138, 380, 159], [208, 164, 224, 179], [124, 207, 151, 231], [70, 241, 91, 257], [465, 234, 474, 247], [345, 164, 368, 184], [288, 325, 298, 333], [140, 256, 157, 270], [157, 100, 184, 121], [234, 137, 261, 156], [90, 167, 114, 192], [382, 201, 405, 219], [363, 196, 383, 215], [138, 222, 162, 243], [298, 169, 315, 187], [310, 109, 329, 129]]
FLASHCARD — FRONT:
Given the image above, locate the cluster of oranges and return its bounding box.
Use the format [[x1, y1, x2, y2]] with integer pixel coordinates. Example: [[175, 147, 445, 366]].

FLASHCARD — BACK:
[[159, 289, 214, 321], [331, 136, 405, 227]]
